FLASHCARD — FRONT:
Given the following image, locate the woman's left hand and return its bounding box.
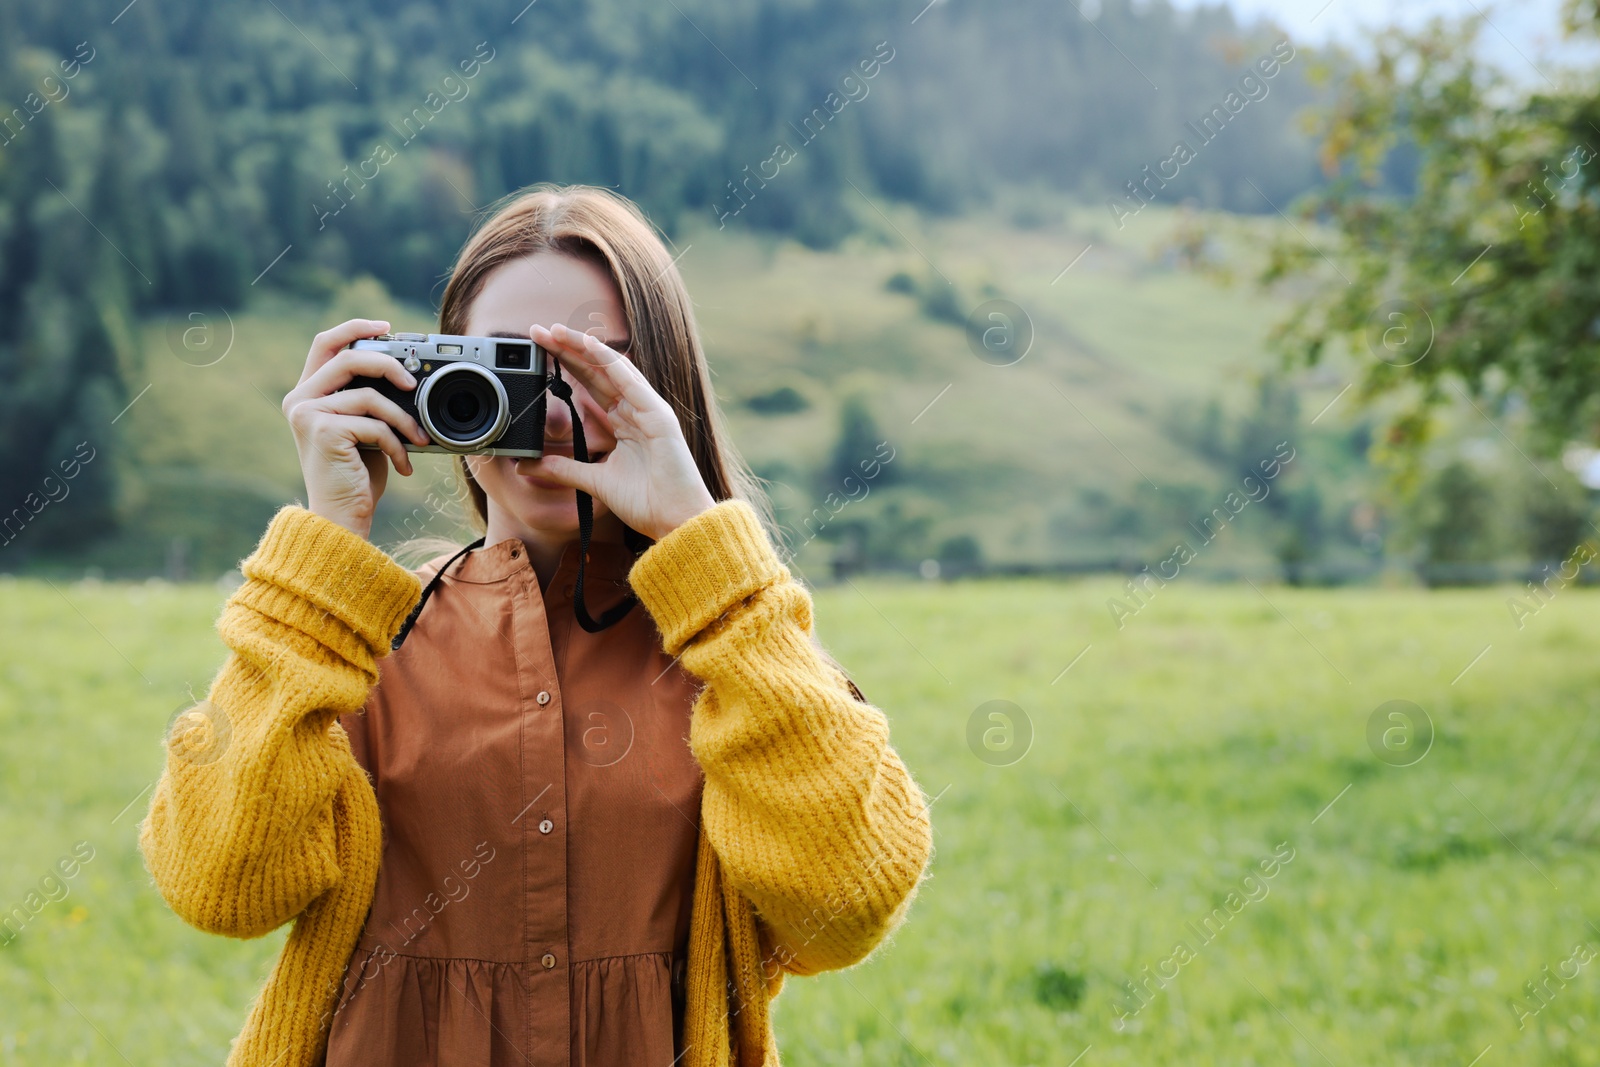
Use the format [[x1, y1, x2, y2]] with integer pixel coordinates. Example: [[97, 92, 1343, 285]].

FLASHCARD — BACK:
[[523, 322, 715, 542]]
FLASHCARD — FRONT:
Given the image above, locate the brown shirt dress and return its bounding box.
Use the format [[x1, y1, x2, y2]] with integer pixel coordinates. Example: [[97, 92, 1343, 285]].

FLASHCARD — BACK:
[[324, 531, 705, 1066]]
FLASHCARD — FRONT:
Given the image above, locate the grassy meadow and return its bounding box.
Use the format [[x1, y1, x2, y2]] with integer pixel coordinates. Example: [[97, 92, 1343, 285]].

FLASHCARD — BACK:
[[2, 571, 1596, 1064]]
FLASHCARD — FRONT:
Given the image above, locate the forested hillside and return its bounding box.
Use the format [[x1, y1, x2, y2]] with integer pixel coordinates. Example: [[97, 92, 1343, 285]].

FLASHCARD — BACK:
[[1, 0, 1329, 568]]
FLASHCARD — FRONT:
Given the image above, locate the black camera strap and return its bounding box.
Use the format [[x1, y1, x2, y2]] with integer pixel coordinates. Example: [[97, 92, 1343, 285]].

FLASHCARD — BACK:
[[389, 358, 643, 651], [392, 535, 483, 652], [546, 357, 643, 633]]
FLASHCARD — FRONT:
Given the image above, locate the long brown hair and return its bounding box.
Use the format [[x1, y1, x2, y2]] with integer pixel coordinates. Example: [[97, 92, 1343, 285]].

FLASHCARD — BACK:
[[398, 183, 775, 560]]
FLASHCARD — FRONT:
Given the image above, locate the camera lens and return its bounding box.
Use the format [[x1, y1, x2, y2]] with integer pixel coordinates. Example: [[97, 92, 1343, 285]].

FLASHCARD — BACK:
[[416, 363, 510, 452], [442, 384, 486, 430]]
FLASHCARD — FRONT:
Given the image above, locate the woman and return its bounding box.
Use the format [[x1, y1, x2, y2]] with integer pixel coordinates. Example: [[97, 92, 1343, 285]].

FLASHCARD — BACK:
[[138, 184, 933, 1067]]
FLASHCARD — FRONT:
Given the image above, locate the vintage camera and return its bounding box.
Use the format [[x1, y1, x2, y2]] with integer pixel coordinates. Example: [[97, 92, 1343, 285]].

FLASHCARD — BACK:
[[341, 332, 549, 456]]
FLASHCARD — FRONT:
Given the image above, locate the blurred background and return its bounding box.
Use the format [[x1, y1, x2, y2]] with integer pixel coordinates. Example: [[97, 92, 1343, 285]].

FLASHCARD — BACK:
[[4, 0, 1600, 1062]]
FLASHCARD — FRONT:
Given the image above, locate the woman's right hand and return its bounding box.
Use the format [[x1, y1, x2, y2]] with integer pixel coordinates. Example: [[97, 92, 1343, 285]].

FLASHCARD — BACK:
[[281, 319, 431, 540]]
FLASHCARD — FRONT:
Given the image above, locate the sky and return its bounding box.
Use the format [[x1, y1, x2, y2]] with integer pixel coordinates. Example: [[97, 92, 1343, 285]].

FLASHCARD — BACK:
[[1170, 0, 1600, 86]]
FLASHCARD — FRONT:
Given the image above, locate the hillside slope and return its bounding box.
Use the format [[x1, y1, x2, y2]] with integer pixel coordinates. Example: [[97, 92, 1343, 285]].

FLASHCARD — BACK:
[[81, 196, 1355, 579]]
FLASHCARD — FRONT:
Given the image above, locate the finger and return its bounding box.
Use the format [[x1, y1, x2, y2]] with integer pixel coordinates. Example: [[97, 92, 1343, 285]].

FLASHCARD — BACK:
[[301, 319, 392, 382], [531, 323, 623, 409], [328, 413, 415, 477], [361, 445, 391, 497], [566, 328, 662, 411], [302, 386, 430, 447], [531, 326, 684, 455], [549, 320, 640, 376], [532, 323, 649, 411], [528, 453, 602, 497], [292, 350, 419, 407]]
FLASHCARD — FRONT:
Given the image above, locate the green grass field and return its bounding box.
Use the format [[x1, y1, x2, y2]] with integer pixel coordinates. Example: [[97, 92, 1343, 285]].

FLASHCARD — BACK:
[[2, 573, 1595, 1064]]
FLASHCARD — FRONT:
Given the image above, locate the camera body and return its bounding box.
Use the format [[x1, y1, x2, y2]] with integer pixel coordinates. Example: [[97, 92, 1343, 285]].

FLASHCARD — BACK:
[[342, 332, 548, 457]]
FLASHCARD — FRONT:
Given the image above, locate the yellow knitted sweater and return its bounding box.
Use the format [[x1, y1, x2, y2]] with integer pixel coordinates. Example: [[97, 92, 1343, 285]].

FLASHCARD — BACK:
[[139, 498, 933, 1066]]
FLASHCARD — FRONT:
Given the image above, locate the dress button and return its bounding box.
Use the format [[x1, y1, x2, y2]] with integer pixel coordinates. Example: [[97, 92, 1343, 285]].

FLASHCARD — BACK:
[[542, 952, 557, 969], [539, 818, 554, 834], [536, 690, 551, 706]]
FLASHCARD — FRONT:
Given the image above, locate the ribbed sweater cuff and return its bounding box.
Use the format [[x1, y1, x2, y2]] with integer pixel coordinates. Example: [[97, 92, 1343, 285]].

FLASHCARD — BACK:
[[628, 499, 786, 655], [240, 505, 423, 656]]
